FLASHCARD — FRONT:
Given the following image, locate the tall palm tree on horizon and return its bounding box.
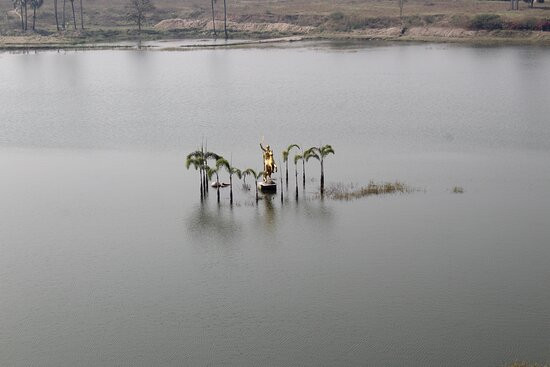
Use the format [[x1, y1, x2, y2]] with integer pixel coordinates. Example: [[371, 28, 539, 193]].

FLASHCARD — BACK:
[[304, 144, 335, 195], [206, 165, 222, 203], [280, 170, 283, 203], [294, 151, 306, 189], [241, 168, 256, 190], [186, 155, 205, 199], [204, 151, 221, 192], [216, 158, 241, 205], [293, 153, 301, 199], [187, 147, 222, 196], [187, 150, 208, 196], [243, 168, 263, 203], [282, 144, 300, 188]]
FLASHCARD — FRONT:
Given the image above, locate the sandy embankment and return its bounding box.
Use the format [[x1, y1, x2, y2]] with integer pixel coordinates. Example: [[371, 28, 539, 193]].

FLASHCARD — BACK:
[[400, 26, 550, 43], [1, 18, 549, 48], [0, 34, 71, 45], [321, 25, 549, 44], [154, 18, 316, 34], [339, 26, 479, 40], [154, 18, 550, 44]]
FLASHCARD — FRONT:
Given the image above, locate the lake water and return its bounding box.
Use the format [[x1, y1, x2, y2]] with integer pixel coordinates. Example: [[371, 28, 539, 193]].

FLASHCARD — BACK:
[[1, 42, 549, 366]]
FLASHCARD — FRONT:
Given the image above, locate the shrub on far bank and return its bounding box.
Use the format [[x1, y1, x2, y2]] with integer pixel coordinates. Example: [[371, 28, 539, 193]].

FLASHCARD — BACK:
[[506, 362, 549, 367], [468, 14, 549, 31], [324, 12, 454, 31], [328, 11, 345, 22], [507, 17, 538, 30], [470, 14, 503, 30], [322, 11, 550, 33], [423, 14, 441, 24], [403, 15, 424, 27], [449, 14, 471, 28], [504, 17, 550, 30], [324, 12, 398, 31], [539, 19, 550, 31]]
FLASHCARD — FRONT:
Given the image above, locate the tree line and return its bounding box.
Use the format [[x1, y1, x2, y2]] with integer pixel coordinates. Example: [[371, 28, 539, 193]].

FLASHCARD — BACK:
[[8, 0, 235, 39], [186, 142, 335, 206], [8, 0, 156, 34], [11, 0, 83, 31], [208, 0, 228, 39]]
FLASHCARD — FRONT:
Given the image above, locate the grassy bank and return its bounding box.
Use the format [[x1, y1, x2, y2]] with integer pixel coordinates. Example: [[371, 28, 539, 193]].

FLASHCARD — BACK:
[[1, 28, 549, 49]]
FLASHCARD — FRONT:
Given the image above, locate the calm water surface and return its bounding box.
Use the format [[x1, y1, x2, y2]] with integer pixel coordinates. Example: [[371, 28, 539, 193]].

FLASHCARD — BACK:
[[1, 42, 549, 366]]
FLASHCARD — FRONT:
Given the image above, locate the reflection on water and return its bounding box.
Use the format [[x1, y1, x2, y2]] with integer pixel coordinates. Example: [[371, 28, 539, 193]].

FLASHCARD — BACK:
[[186, 201, 243, 241], [262, 193, 278, 232], [186, 187, 335, 241]]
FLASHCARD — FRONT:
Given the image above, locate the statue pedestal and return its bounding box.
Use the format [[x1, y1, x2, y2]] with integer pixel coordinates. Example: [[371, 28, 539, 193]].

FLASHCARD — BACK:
[[258, 180, 277, 193]]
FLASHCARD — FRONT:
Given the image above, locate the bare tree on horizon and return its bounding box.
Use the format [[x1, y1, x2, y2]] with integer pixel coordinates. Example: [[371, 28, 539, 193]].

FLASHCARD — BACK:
[[12, 0, 25, 30], [62, 0, 66, 29], [223, 0, 227, 39], [68, 0, 77, 29], [30, 0, 43, 30], [54, 0, 59, 30], [211, 0, 216, 38], [80, 0, 84, 29], [126, 0, 155, 33]]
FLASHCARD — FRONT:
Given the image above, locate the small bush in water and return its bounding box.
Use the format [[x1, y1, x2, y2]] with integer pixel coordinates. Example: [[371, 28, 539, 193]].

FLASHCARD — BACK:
[[324, 181, 413, 200], [452, 186, 464, 194]]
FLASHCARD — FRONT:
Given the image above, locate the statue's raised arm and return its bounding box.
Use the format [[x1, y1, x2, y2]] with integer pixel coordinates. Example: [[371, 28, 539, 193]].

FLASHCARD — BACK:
[[260, 143, 267, 152]]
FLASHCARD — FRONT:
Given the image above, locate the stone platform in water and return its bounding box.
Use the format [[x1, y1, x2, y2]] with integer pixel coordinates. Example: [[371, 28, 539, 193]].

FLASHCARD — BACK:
[[258, 180, 277, 193]]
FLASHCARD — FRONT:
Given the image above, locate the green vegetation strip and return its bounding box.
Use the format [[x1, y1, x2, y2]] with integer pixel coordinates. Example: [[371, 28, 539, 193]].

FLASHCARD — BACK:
[[324, 181, 414, 200]]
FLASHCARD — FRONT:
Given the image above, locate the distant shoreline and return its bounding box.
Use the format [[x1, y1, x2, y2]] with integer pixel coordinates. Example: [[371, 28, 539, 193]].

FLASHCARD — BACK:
[[2, 0, 550, 49], [1, 28, 549, 51]]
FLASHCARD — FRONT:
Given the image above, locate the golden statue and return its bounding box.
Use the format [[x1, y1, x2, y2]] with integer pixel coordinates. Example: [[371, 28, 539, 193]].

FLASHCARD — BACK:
[[260, 142, 277, 182]]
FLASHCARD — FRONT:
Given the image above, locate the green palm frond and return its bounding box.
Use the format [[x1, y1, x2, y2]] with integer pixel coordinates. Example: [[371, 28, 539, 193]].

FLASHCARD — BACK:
[[320, 144, 335, 157], [217, 159, 241, 178], [243, 168, 257, 179], [287, 144, 300, 153], [283, 144, 300, 162], [294, 154, 302, 165], [231, 167, 242, 179], [205, 151, 222, 161], [216, 158, 230, 172], [304, 147, 320, 162], [186, 150, 204, 160], [206, 166, 218, 180], [186, 156, 201, 170], [282, 149, 289, 162]]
